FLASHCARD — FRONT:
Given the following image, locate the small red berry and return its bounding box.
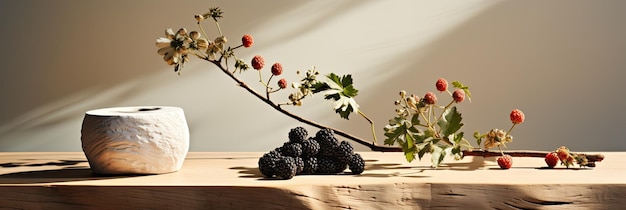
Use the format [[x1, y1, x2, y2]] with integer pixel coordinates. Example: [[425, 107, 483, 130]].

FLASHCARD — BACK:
[[424, 92, 437, 105], [278, 78, 287, 89], [242, 34, 254, 48], [435, 78, 448, 92], [497, 155, 513, 169], [452, 89, 465, 103], [251, 55, 264, 70], [510, 109, 525, 124], [545, 152, 559, 168], [271, 63, 283, 76]]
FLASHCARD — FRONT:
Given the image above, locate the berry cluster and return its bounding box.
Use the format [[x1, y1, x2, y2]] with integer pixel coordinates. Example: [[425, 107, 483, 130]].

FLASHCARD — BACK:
[[474, 108, 526, 169], [544, 146, 593, 168], [258, 127, 365, 179]]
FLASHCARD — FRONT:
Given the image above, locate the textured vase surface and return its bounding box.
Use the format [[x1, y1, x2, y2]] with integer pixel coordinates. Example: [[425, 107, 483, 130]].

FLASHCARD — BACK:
[[81, 106, 190, 174]]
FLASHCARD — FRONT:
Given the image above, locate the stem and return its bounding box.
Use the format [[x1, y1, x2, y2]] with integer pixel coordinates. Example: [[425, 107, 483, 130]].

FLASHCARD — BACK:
[[258, 70, 269, 88], [505, 123, 516, 137], [358, 110, 378, 145], [197, 23, 210, 41], [436, 100, 455, 123], [416, 107, 429, 127], [265, 74, 274, 100], [215, 21, 223, 36]]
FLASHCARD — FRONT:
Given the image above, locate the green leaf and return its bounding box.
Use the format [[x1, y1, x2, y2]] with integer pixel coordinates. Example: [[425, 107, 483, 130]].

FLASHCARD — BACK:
[[412, 132, 429, 144], [437, 106, 463, 137], [340, 74, 352, 88], [405, 133, 414, 149], [453, 132, 464, 144], [431, 146, 445, 167], [335, 104, 355, 119], [311, 82, 330, 93], [417, 142, 431, 160], [402, 142, 417, 162], [340, 75, 358, 97], [451, 146, 461, 156], [383, 118, 407, 145], [452, 81, 466, 89], [473, 130, 483, 146], [411, 114, 421, 127], [313, 73, 360, 120], [405, 149, 416, 162]]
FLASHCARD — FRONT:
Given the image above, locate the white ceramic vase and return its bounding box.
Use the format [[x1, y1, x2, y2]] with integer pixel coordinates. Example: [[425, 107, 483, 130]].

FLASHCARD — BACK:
[[80, 106, 190, 174]]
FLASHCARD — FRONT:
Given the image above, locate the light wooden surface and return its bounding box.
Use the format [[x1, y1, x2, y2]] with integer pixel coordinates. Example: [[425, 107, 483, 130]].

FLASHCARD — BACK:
[[1, 152, 624, 209]]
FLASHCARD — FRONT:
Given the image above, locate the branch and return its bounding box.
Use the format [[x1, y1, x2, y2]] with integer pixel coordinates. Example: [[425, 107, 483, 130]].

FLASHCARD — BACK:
[[207, 59, 402, 152], [463, 149, 604, 167], [206, 59, 605, 165]]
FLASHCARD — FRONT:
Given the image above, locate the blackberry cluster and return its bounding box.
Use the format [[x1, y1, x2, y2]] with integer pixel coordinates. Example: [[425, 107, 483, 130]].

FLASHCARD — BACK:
[[258, 126, 366, 180]]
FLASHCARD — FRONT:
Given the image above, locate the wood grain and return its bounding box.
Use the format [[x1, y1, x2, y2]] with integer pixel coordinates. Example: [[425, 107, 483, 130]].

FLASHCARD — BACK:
[[1, 152, 624, 209]]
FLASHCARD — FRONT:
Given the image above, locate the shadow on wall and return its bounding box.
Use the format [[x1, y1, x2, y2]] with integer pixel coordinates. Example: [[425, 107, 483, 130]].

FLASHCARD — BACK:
[[0, 0, 309, 151], [0, 1, 625, 152], [354, 0, 626, 151]]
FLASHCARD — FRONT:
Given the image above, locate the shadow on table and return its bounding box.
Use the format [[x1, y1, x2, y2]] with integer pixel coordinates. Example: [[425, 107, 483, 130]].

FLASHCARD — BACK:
[[437, 156, 496, 171], [229, 166, 264, 179], [0, 160, 87, 168], [230, 159, 433, 180], [0, 160, 144, 184]]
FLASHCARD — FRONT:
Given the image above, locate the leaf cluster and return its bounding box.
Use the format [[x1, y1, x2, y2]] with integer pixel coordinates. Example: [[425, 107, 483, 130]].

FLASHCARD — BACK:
[[383, 83, 473, 167], [312, 73, 360, 119]]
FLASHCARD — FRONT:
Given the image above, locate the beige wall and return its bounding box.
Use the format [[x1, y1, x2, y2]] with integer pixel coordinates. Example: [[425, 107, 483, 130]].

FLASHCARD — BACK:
[[1, 0, 625, 152]]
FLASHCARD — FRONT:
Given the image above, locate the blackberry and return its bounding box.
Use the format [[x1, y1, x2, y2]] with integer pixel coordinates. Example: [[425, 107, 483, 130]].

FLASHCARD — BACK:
[[267, 149, 282, 157], [288, 127, 308, 143], [316, 157, 346, 174], [294, 157, 304, 174], [315, 129, 339, 157], [316, 158, 337, 174], [301, 137, 320, 157], [279, 142, 302, 157], [334, 161, 348, 173], [258, 151, 281, 178], [301, 157, 318, 174], [275, 156, 297, 179], [336, 141, 354, 164], [348, 153, 365, 174]]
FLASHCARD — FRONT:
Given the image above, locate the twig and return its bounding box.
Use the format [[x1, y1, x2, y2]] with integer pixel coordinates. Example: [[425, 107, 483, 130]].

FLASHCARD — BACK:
[[206, 58, 605, 165], [207, 58, 401, 152], [463, 149, 604, 166]]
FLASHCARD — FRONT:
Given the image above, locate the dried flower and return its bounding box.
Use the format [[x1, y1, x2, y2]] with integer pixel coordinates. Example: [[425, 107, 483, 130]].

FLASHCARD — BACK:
[[194, 14, 205, 22], [196, 7, 224, 22], [234, 59, 250, 72], [289, 92, 304, 106], [156, 28, 208, 73], [483, 129, 513, 150]]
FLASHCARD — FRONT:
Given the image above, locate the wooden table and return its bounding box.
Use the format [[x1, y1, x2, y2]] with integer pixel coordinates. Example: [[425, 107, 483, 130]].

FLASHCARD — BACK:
[[1, 152, 624, 209]]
